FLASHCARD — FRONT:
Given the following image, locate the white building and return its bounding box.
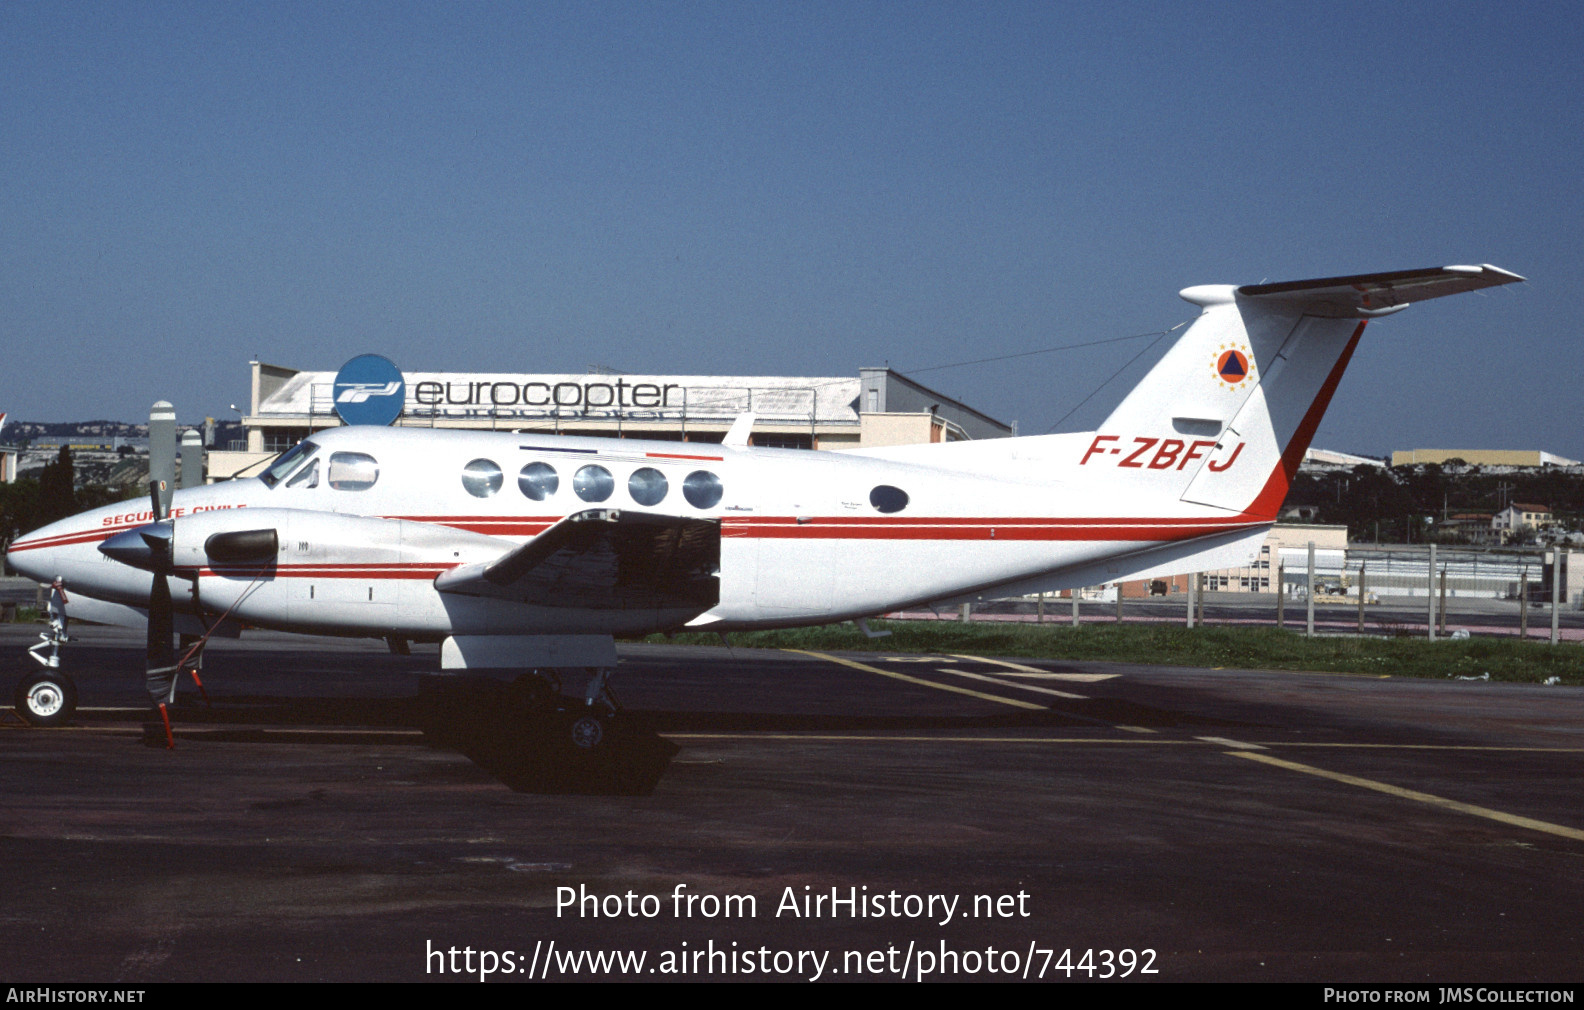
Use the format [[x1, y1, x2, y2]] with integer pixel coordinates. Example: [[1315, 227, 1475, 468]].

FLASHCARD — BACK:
[[1493, 503, 1554, 542], [208, 361, 1012, 480]]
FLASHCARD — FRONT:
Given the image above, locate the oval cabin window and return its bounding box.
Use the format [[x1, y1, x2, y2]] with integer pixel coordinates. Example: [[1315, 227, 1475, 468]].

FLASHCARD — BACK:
[[461, 458, 504, 498], [682, 470, 723, 509], [518, 461, 559, 501], [574, 464, 615, 503], [627, 467, 668, 506], [869, 485, 908, 514]]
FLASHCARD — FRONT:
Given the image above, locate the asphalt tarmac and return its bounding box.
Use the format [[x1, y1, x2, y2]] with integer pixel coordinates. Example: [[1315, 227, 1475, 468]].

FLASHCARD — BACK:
[[1, 624, 1581, 983]]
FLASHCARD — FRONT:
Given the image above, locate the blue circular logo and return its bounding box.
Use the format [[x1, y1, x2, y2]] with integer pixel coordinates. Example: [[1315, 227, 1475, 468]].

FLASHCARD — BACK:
[[332, 354, 405, 427]]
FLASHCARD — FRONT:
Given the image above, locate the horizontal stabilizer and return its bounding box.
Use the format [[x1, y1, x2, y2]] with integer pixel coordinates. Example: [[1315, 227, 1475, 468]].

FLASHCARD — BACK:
[[1230, 264, 1524, 318]]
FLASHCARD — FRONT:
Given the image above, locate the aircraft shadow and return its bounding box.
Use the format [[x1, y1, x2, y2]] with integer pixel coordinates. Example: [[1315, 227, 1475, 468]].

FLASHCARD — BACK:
[[67, 672, 1243, 795]]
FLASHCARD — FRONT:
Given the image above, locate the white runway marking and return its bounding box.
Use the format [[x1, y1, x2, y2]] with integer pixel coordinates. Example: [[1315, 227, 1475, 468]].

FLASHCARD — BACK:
[[1196, 736, 1266, 751], [939, 668, 1087, 700]]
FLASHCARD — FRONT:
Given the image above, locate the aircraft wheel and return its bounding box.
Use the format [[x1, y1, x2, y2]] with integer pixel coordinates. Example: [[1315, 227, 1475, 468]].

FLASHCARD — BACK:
[[568, 710, 610, 752], [14, 671, 78, 727]]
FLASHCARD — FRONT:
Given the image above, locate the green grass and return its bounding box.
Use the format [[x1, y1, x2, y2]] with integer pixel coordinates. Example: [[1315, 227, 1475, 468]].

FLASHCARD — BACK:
[[644, 620, 1584, 685]]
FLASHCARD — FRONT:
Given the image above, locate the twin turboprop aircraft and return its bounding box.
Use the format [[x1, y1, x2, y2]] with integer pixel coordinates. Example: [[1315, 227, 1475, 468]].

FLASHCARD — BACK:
[[6, 265, 1523, 748]]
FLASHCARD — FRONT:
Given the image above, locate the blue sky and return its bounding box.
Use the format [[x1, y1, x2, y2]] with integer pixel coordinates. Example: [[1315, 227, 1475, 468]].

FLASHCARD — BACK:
[[2, 2, 1579, 457]]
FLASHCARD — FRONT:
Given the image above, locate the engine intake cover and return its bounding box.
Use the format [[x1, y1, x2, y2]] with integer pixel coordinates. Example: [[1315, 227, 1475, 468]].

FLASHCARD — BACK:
[[204, 528, 279, 564]]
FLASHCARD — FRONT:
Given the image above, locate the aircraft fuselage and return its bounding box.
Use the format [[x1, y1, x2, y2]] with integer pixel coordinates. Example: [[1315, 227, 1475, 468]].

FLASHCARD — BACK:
[[6, 424, 1264, 639]]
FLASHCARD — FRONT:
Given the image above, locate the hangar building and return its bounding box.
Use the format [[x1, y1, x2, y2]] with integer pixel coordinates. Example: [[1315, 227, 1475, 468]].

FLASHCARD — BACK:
[[208, 361, 1012, 481]]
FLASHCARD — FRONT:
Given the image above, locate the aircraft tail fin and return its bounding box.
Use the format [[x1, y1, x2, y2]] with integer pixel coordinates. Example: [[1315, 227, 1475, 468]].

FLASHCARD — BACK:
[[1086, 264, 1522, 521]]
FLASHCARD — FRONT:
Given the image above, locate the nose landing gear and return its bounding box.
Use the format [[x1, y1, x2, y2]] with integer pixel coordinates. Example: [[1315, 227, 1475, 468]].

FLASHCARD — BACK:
[[15, 580, 78, 727]]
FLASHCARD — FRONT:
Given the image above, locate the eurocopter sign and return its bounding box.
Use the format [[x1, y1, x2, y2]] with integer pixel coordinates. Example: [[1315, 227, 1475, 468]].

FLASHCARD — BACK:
[[333, 354, 406, 426], [300, 359, 858, 424]]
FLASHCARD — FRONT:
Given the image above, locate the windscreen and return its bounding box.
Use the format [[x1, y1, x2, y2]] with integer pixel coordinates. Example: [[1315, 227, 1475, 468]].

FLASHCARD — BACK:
[[259, 441, 320, 488]]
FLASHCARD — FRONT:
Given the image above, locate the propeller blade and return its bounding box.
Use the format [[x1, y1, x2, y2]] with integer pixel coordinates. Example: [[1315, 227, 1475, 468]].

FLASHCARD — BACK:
[[150, 479, 169, 522], [146, 569, 177, 706]]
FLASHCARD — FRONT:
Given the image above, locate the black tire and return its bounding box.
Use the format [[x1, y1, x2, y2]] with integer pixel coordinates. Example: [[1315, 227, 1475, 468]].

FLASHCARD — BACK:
[[568, 710, 610, 753], [14, 671, 78, 728]]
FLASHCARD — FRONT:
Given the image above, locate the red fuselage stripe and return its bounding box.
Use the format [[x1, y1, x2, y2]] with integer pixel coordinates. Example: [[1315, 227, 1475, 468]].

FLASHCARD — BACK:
[[8, 529, 117, 551]]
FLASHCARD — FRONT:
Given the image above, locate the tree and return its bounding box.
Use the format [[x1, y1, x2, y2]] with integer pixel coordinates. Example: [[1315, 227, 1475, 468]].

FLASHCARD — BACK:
[[36, 446, 76, 527], [0, 478, 43, 564]]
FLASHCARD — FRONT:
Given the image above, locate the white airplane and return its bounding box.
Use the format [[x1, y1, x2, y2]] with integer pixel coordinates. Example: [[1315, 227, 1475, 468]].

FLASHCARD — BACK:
[[5, 265, 1522, 748]]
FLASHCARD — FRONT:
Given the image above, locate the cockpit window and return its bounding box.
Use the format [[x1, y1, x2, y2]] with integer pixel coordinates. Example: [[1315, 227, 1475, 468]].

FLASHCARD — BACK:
[[260, 440, 319, 488], [285, 458, 320, 489], [328, 451, 379, 491]]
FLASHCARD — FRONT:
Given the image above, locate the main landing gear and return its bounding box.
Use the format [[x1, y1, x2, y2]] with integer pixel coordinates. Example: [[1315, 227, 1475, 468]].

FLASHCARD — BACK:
[[422, 663, 670, 795], [507, 667, 621, 756]]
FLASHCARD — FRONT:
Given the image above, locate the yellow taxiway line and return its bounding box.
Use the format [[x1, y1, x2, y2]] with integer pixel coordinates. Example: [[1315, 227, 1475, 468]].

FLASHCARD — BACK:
[[1227, 750, 1584, 843], [782, 649, 1045, 710]]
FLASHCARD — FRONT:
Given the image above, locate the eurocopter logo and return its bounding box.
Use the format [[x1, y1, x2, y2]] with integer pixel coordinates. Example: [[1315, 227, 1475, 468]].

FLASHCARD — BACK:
[[333, 354, 405, 426], [338, 381, 401, 404]]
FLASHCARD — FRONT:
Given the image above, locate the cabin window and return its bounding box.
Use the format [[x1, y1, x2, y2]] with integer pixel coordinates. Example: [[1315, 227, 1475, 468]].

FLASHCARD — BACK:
[[627, 467, 668, 506], [870, 485, 908, 513], [284, 458, 319, 489], [682, 470, 723, 509], [327, 451, 379, 491], [260, 440, 319, 488], [573, 464, 615, 502], [461, 458, 503, 498], [518, 462, 558, 501]]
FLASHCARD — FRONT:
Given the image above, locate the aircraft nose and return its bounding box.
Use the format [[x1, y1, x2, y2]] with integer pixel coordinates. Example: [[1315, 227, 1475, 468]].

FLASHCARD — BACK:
[[99, 522, 173, 572], [4, 539, 44, 581], [5, 515, 83, 582]]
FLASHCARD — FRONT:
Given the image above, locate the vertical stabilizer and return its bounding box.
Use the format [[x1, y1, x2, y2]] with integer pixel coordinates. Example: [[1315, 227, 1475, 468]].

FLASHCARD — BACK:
[[1083, 265, 1521, 520]]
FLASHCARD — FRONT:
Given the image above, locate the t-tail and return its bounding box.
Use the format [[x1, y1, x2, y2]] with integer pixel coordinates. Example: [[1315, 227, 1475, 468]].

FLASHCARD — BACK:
[[1081, 264, 1523, 520]]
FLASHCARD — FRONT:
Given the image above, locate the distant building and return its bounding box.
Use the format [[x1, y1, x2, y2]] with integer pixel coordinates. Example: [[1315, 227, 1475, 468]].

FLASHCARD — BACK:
[[1081, 524, 1349, 597], [1391, 449, 1580, 468], [27, 435, 148, 453], [1211, 523, 1349, 594], [1437, 513, 1498, 545], [208, 361, 1012, 481], [0, 447, 16, 483], [1301, 447, 1385, 471], [1493, 503, 1554, 542]]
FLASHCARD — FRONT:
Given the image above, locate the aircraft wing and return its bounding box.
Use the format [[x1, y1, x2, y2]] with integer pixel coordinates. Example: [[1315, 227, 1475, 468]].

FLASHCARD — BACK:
[[433, 509, 720, 611]]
